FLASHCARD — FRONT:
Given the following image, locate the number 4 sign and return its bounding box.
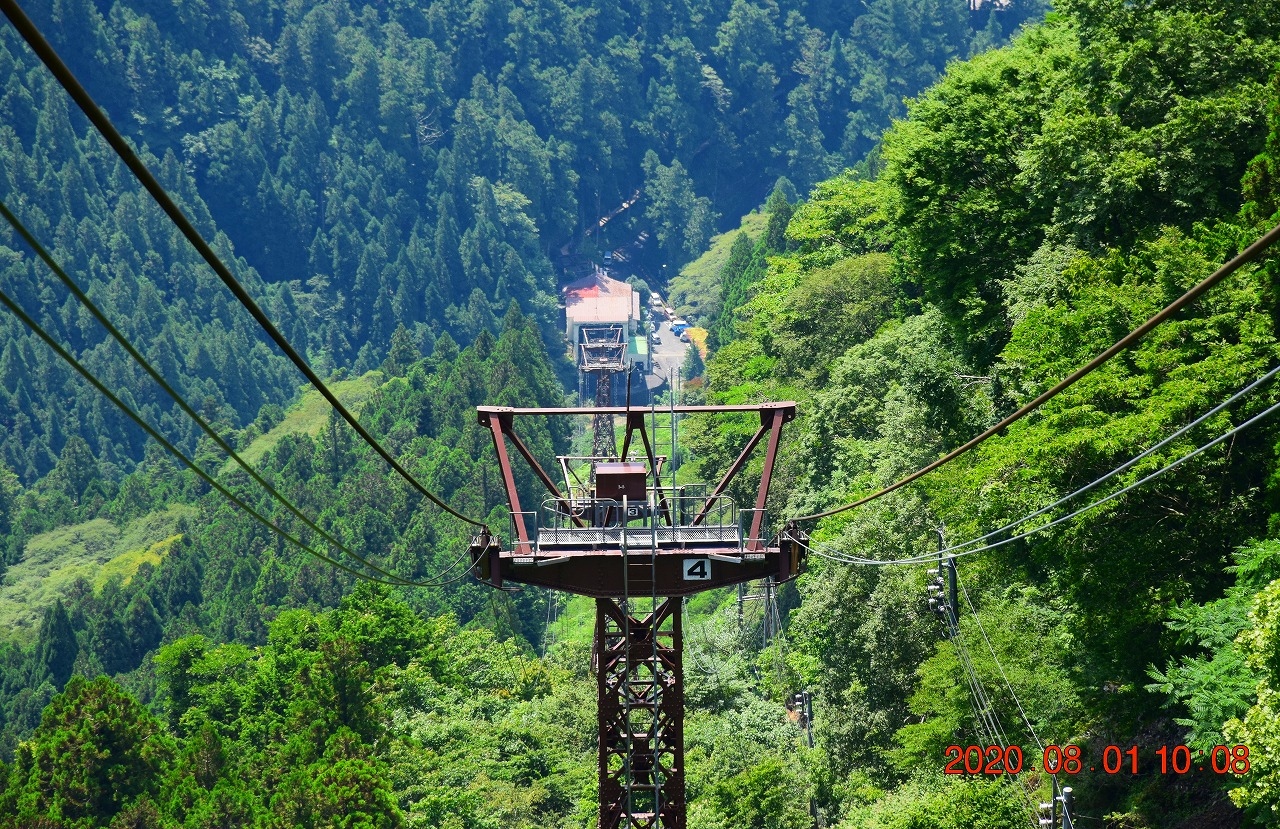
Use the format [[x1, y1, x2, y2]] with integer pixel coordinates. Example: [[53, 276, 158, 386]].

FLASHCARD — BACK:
[[683, 558, 710, 580]]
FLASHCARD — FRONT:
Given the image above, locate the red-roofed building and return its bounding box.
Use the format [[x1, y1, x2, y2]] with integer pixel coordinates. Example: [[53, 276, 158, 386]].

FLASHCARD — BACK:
[[563, 270, 642, 345]]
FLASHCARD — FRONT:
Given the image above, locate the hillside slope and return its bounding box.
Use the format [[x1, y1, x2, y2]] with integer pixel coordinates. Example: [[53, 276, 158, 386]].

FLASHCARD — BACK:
[[688, 2, 1280, 825]]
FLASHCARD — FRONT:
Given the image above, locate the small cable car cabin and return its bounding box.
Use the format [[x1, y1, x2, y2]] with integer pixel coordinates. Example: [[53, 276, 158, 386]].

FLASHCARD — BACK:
[[468, 402, 807, 598]]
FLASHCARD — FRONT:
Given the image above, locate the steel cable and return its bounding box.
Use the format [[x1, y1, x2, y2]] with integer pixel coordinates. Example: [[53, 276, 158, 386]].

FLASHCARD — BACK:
[[0, 0, 486, 529], [0, 198, 472, 587], [793, 220, 1280, 523], [0, 285, 468, 586], [809, 392, 1280, 567]]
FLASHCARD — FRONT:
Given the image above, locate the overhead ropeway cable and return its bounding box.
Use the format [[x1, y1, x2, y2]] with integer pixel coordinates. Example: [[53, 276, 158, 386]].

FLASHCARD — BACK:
[[808, 382, 1280, 567], [932, 362, 1280, 558], [0, 198, 471, 588], [0, 0, 486, 530], [792, 218, 1280, 524], [0, 284, 476, 587]]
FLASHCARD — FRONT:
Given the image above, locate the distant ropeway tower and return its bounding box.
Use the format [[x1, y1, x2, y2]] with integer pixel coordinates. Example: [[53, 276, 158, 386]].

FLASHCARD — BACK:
[[578, 323, 628, 457], [470, 401, 807, 828]]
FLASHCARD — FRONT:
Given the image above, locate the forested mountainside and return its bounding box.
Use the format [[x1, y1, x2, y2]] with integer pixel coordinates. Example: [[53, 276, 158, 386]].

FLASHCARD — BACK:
[[5, 0, 1280, 828], [0, 0, 1041, 492], [683, 0, 1280, 825], [0, 0, 1039, 787]]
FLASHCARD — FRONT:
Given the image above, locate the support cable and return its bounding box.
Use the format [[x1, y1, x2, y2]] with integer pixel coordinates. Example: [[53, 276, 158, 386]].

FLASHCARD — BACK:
[[957, 574, 1060, 828], [809, 393, 1280, 567], [0, 285, 470, 587], [958, 576, 1045, 752], [0, 198, 468, 588], [945, 572, 1011, 750], [952, 629, 1039, 824], [0, 0, 485, 529], [936, 562, 1044, 823], [935, 557, 1037, 823], [940, 363, 1280, 559], [792, 220, 1280, 524], [954, 630, 1009, 752]]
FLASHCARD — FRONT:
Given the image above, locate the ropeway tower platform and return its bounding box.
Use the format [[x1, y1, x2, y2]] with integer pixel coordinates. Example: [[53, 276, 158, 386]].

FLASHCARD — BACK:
[[469, 402, 807, 828]]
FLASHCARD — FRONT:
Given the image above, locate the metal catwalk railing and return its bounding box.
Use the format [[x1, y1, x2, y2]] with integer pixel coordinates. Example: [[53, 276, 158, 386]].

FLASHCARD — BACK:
[[510, 496, 774, 553]]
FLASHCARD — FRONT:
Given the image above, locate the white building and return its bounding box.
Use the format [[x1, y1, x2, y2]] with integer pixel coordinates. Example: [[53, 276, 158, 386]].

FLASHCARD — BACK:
[[563, 270, 649, 372], [563, 270, 641, 345]]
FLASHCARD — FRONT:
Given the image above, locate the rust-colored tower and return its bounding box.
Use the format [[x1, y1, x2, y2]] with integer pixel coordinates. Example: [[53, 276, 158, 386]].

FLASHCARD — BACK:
[[470, 402, 807, 828]]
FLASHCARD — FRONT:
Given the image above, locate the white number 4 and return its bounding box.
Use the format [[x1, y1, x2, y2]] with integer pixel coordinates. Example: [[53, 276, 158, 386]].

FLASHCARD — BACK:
[[683, 558, 710, 580]]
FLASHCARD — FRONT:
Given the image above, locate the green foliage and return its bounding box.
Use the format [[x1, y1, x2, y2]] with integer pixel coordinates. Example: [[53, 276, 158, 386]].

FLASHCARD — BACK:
[[0, 316, 567, 765], [643, 151, 718, 266], [0, 505, 195, 638], [1243, 71, 1280, 228], [688, 2, 1280, 826], [26, 0, 1280, 828], [834, 776, 1028, 829], [34, 600, 76, 691], [381, 324, 419, 379], [0, 676, 173, 829], [883, 4, 1279, 357], [785, 174, 895, 269], [896, 586, 1080, 769], [682, 342, 706, 381], [708, 181, 796, 351], [5, 0, 1028, 485], [669, 210, 771, 323], [708, 755, 812, 829], [1147, 541, 1280, 752], [0, 13, 1046, 796], [763, 254, 898, 385], [148, 591, 593, 827], [1225, 560, 1280, 822]]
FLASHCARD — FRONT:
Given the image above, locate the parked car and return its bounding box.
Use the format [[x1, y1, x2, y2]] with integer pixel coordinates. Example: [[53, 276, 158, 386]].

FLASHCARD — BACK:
[[679, 331, 690, 343]]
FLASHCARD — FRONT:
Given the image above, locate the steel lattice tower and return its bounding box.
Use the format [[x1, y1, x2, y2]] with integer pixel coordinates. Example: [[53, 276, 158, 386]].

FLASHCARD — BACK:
[[596, 598, 684, 827], [579, 325, 627, 460], [471, 402, 806, 828]]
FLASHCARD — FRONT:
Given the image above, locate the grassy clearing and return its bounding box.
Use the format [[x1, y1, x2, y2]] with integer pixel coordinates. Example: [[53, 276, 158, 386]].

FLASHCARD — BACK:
[[231, 371, 383, 471], [94, 535, 183, 592], [667, 210, 768, 323], [0, 503, 196, 641], [547, 594, 596, 646]]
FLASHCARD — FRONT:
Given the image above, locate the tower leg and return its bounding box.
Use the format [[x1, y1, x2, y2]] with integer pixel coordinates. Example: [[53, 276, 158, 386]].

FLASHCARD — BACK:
[[596, 598, 685, 829], [592, 370, 616, 458]]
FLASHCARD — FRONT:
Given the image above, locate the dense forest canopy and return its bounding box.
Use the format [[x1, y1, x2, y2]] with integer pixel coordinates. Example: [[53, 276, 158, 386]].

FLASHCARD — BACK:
[[683, 0, 1280, 825], [5, 0, 1280, 827], [0, 0, 1041, 489]]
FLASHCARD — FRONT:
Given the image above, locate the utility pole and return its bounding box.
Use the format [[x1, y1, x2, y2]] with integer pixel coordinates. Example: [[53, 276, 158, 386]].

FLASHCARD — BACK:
[[1040, 782, 1074, 828], [926, 549, 957, 636], [793, 689, 817, 828]]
